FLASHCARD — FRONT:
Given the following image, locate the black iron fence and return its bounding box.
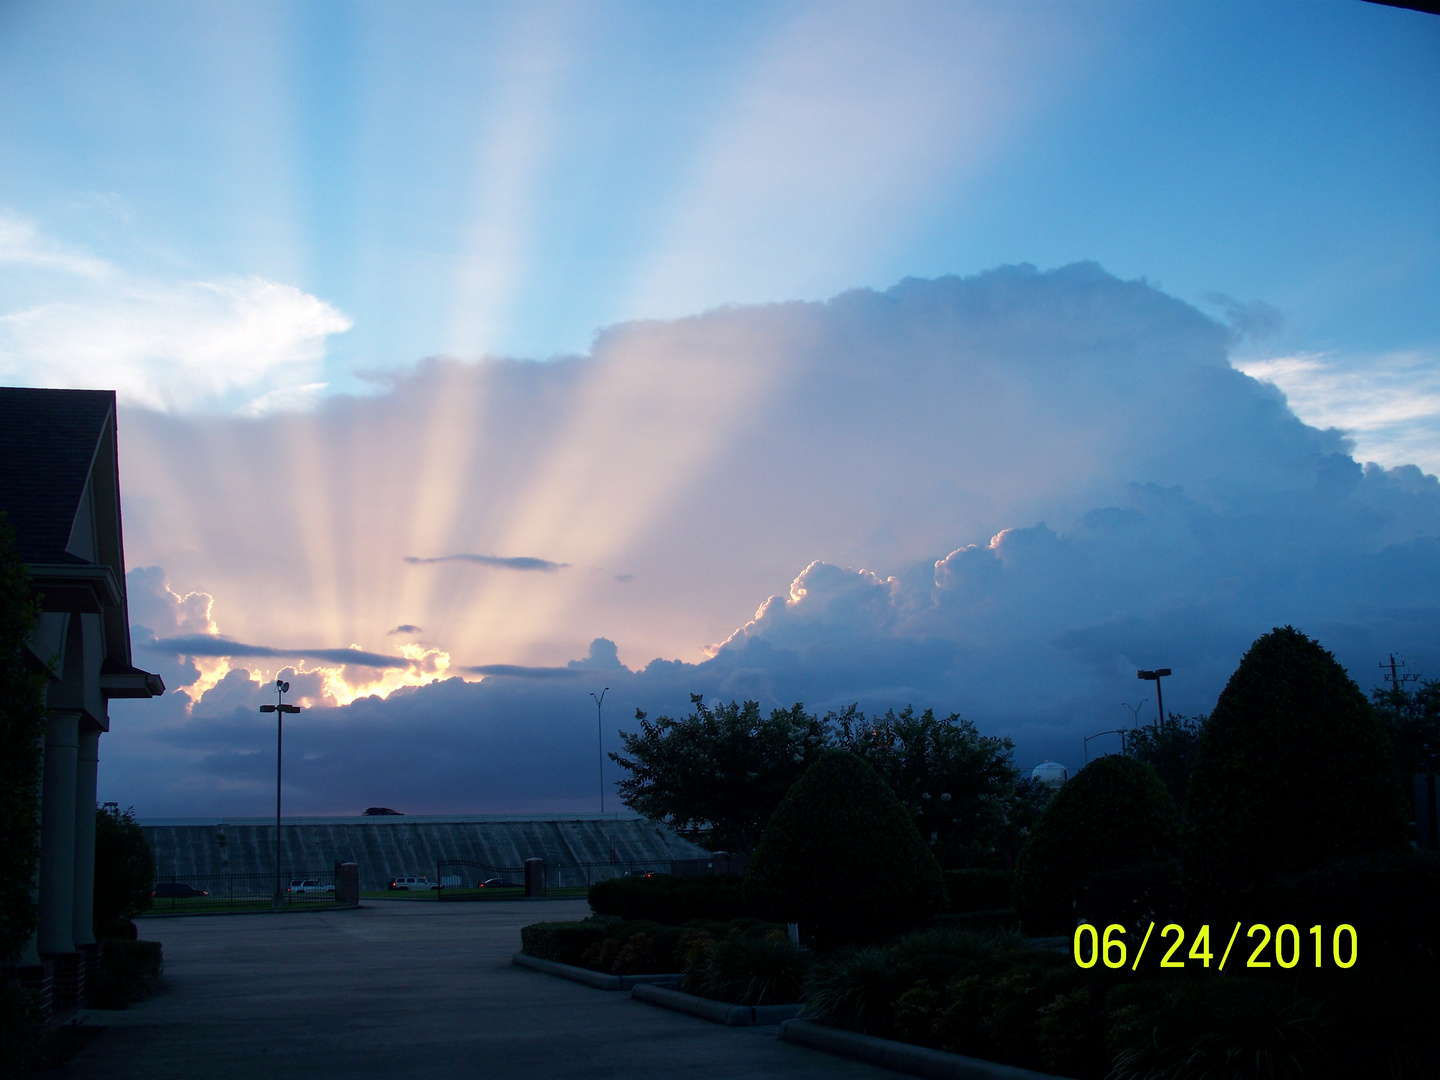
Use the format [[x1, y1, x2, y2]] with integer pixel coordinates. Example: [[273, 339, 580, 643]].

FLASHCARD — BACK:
[[146, 869, 344, 913], [436, 854, 744, 900]]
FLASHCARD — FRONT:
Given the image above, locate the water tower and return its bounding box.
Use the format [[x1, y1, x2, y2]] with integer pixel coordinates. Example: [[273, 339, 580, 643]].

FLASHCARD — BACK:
[[1031, 760, 1069, 789]]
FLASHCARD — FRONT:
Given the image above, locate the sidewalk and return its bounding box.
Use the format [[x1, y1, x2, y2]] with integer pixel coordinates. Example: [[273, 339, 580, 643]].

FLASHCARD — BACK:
[[60, 900, 905, 1080]]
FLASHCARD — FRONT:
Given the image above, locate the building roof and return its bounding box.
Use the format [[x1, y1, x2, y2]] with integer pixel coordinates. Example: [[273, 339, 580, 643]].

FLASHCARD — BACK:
[[0, 387, 116, 564], [0, 386, 162, 701]]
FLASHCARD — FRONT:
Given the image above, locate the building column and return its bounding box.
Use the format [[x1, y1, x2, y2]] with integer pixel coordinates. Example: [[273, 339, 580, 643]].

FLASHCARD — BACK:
[[72, 728, 101, 1002], [38, 711, 79, 971], [72, 729, 99, 947]]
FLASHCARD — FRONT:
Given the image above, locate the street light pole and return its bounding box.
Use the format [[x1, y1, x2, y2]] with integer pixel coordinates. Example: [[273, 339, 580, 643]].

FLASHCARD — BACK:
[[590, 688, 609, 814], [1136, 669, 1171, 730], [260, 679, 301, 907]]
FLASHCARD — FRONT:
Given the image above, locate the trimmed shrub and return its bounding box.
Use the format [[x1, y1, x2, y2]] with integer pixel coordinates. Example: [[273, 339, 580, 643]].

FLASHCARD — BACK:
[[93, 805, 154, 939], [943, 869, 1013, 913], [745, 751, 945, 950], [587, 873, 745, 923], [1106, 980, 1334, 1080], [0, 986, 46, 1076], [88, 939, 163, 1009], [1279, 850, 1440, 968], [685, 930, 812, 1005], [1013, 755, 1178, 935], [519, 919, 614, 965], [803, 926, 1026, 1039], [1184, 626, 1406, 915], [935, 909, 1020, 932]]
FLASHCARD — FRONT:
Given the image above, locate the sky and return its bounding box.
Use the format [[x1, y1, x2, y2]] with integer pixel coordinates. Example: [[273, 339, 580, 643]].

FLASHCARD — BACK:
[[0, 0, 1437, 816]]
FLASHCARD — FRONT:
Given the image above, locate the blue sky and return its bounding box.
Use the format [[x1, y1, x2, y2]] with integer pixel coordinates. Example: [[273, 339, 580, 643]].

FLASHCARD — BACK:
[[3, 2, 1436, 409], [1, 1, 1437, 813]]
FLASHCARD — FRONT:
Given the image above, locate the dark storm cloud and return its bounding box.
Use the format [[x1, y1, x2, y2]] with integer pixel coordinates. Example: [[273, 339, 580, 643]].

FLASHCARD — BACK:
[[387, 624, 422, 635], [462, 664, 582, 679], [154, 635, 413, 670], [403, 553, 569, 571]]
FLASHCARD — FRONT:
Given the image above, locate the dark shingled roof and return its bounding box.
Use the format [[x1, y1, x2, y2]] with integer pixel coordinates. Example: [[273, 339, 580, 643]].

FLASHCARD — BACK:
[[0, 387, 116, 564]]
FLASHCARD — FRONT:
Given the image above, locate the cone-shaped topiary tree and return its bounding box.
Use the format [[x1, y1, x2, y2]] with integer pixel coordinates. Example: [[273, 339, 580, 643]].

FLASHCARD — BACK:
[[1013, 753, 1179, 935], [745, 750, 944, 950], [1184, 626, 1405, 916]]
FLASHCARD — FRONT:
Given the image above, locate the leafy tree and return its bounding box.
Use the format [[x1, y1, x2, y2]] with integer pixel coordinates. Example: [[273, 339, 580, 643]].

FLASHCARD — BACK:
[[93, 805, 154, 939], [745, 750, 945, 949], [830, 705, 1022, 869], [1370, 675, 1440, 779], [1122, 712, 1205, 807], [1185, 626, 1406, 916], [0, 512, 46, 966], [610, 695, 829, 855], [1013, 754, 1179, 934]]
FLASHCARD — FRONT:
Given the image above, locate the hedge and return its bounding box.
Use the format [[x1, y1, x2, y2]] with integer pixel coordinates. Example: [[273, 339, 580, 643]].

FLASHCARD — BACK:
[[89, 939, 163, 1009], [519, 920, 614, 966], [587, 874, 745, 923], [943, 869, 1013, 913]]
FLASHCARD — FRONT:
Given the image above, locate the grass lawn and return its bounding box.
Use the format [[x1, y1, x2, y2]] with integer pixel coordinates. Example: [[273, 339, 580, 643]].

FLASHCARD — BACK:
[[140, 896, 346, 916], [362, 886, 591, 901]]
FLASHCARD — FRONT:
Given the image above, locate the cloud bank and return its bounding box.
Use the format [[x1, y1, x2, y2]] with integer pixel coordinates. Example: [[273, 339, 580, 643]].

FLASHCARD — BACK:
[[102, 264, 1440, 815]]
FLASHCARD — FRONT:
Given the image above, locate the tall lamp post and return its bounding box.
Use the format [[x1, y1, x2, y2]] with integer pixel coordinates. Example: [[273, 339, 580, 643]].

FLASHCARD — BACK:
[[260, 679, 301, 907], [1136, 669, 1171, 730], [590, 688, 609, 814]]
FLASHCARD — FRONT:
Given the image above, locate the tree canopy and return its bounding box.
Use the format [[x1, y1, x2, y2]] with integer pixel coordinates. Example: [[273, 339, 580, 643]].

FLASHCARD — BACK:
[[1122, 712, 1206, 808], [609, 696, 829, 855], [610, 696, 1030, 864], [831, 705, 1022, 869]]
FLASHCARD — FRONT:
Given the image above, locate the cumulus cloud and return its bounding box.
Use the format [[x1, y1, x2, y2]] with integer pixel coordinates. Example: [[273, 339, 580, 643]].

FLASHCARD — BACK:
[[0, 214, 351, 413], [102, 264, 1440, 813]]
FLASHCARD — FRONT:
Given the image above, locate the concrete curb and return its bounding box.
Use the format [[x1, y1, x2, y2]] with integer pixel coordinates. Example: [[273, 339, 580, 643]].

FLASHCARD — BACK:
[[629, 982, 803, 1026], [138, 902, 361, 919], [777, 1020, 1076, 1080], [510, 951, 683, 991]]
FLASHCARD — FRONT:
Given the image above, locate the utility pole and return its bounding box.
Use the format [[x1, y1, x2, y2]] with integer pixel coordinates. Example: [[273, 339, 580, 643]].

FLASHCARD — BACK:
[[591, 688, 609, 814], [1381, 654, 1418, 718], [260, 679, 301, 908], [1137, 669, 1171, 729]]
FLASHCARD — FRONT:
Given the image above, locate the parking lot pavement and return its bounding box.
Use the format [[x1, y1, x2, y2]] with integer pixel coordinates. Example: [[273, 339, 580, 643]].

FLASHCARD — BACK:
[[62, 899, 906, 1080]]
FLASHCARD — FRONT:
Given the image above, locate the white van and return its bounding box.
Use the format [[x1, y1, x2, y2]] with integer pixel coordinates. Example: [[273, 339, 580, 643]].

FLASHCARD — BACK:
[[387, 875, 438, 890]]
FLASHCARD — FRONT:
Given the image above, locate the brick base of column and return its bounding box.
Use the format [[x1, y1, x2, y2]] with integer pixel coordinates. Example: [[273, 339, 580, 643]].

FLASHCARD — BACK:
[[45, 950, 83, 1010], [78, 943, 101, 1005]]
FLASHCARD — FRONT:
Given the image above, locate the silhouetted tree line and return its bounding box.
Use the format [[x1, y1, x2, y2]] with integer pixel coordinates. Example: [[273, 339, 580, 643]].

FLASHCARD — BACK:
[[610, 695, 1043, 867]]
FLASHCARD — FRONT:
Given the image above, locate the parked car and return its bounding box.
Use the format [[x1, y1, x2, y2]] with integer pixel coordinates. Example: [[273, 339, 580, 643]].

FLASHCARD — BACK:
[[287, 879, 334, 894], [478, 877, 521, 889], [153, 882, 207, 899], [388, 875, 439, 890]]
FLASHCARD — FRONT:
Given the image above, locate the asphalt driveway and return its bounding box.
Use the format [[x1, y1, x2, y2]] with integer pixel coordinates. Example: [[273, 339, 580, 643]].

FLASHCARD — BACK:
[[61, 899, 904, 1080]]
